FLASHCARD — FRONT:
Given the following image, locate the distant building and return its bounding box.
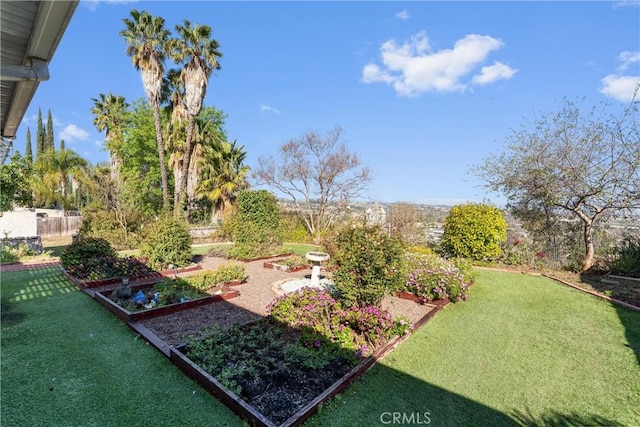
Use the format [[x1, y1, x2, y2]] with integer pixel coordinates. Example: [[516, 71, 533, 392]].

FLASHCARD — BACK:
[[365, 203, 387, 226]]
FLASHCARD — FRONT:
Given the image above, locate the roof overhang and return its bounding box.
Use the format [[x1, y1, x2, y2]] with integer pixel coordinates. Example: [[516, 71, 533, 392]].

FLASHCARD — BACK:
[[1, 0, 78, 163]]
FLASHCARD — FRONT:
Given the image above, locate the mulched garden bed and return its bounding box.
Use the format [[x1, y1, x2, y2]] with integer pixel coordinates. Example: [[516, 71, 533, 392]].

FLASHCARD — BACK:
[[94, 283, 240, 323]]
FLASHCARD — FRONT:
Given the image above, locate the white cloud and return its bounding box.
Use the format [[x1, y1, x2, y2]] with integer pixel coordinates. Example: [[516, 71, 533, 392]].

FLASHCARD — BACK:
[[617, 51, 640, 71], [597, 50, 640, 102], [259, 104, 280, 115], [599, 75, 640, 102], [472, 61, 518, 85], [613, 0, 639, 9], [395, 10, 410, 20], [361, 31, 515, 96], [59, 124, 90, 142]]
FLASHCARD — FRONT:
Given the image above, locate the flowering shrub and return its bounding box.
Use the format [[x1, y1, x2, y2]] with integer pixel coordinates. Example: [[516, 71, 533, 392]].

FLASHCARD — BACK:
[[402, 253, 473, 303], [343, 305, 411, 348], [268, 288, 412, 357]]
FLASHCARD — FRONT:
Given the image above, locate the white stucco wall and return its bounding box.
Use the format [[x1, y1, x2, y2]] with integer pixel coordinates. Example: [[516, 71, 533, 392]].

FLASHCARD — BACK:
[[0, 210, 38, 238]]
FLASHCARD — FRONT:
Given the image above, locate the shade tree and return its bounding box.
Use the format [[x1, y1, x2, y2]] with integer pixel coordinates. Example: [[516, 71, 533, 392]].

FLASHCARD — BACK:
[[476, 97, 640, 271], [253, 125, 371, 243]]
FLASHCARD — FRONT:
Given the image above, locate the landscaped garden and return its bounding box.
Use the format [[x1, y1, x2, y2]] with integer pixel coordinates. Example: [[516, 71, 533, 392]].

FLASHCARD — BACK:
[[2, 191, 640, 425], [2, 265, 638, 426]]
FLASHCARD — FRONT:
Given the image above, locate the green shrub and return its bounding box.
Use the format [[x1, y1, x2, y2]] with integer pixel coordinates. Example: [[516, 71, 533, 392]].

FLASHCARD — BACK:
[[212, 262, 247, 284], [281, 211, 312, 243], [232, 190, 283, 256], [407, 245, 435, 256], [278, 254, 308, 268], [60, 237, 120, 279], [216, 210, 238, 241], [441, 203, 507, 261], [329, 224, 405, 307], [172, 264, 245, 293], [61, 237, 116, 270], [610, 236, 640, 277], [0, 246, 18, 263], [227, 243, 260, 260], [80, 209, 147, 250], [140, 216, 192, 270]]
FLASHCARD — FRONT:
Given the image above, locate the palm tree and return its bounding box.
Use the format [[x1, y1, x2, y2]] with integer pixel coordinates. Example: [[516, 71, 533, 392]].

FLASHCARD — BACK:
[[163, 68, 187, 124], [162, 68, 188, 208], [197, 139, 250, 224], [33, 148, 91, 209], [91, 93, 129, 181], [120, 10, 171, 211], [169, 20, 222, 216]]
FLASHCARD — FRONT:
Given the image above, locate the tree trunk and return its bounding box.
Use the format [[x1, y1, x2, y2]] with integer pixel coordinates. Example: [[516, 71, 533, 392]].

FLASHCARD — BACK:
[[581, 220, 595, 272], [186, 146, 201, 203], [177, 114, 196, 218], [173, 158, 183, 209], [152, 105, 170, 211]]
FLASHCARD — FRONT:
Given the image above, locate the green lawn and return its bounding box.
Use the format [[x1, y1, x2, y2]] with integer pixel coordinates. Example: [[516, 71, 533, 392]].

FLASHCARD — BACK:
[[2, 269, 638, 426], [0, 268, 243, 426], [117, 242, 322, 258], [307, 270, 640, 426]]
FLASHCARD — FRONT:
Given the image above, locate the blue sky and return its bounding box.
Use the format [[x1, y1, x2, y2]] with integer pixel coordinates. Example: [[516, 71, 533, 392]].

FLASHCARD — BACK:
[[14, 0, 640, 206]]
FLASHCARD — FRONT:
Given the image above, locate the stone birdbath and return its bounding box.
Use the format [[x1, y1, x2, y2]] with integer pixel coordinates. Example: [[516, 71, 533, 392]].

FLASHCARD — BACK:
[[305, 251, 330, 287]]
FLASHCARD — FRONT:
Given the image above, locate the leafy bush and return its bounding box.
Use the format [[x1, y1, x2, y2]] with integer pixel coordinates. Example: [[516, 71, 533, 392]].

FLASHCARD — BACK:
[[226, 243, 261, 260], [610, 236, 640, 277], [79, 209, 147, 250], [281, 211, 312, 243], [268, 288, 411, 357], [407, 245, 435, 256], [280, 254, 309, 268], [60, 238, 154, 280], [402, 253, 473, 303], [140, 216, 192, 270], [61, 237, 154, 280], [0, 241, 36, 263], [0, 246, 18, 263], [328, 224, 405, 307], [213, 261, 247, 283], [61, 237, 116, 275], [441, 203, 507, 261], [501, 236, 550, 270], [232, 190, 283, 257]]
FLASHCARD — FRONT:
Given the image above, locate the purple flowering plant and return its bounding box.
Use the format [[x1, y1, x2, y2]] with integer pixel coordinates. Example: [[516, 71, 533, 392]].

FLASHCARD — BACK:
[[402, 253, 472, 303], [268, 288, 412, 358]]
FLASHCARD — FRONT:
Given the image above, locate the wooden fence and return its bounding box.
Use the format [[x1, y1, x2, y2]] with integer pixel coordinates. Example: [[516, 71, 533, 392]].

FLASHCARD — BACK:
[[37, 216, 82, 237]]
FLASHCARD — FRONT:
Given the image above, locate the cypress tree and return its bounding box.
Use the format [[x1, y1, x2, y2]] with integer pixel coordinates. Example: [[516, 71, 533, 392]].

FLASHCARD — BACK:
[[45, 109, 55, 151], [60, 139, 66, 151], [25, 127, 33, 164], [35, 107, 45, 159]]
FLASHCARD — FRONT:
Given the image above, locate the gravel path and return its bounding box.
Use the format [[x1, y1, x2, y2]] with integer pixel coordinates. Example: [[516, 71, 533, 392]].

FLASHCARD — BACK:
[[141, 254, 437, 346]]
